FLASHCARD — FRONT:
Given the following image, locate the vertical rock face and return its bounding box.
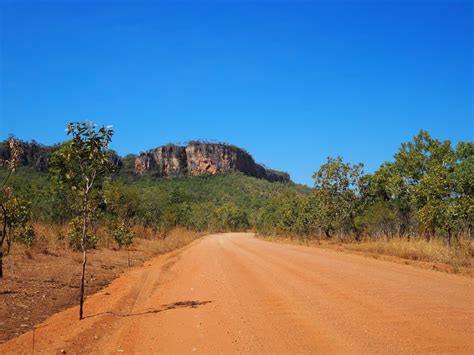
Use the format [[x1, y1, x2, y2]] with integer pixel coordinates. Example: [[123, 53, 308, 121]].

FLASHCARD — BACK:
[[152, 145, 187, 177], [135, 145, 186, 177], [185, 142, 254, 176], [135, 142, 290, 183], [134, 152, 155, 175]]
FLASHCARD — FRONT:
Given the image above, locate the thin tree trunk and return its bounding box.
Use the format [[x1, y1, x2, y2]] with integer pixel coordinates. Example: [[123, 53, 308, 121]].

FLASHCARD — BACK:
[[324, 228, 331, 239], [79, 248, 87, 319], [79, 189, 89, 320]]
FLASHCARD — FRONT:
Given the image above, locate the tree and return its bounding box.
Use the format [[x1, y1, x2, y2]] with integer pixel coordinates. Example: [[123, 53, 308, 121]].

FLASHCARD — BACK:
[[394, 131, 457, 240], [355, 201, 397, 238], [50, 122, 113, 320], [312, 156, 363, 238], [4, 195, 35, 252], [0, 138, 23, 278], [110, 221, 134, 266], [359, 164, 414, 237], [452, 142, 474, 238]]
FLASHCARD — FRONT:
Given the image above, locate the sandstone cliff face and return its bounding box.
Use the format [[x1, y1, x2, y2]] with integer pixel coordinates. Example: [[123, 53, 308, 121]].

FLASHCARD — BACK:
[[153, 145, 187, 177], [135, 142, 290, 183]]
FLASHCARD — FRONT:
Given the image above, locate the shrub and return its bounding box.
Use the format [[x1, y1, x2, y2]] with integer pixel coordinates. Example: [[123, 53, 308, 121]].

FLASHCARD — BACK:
[[110, 221, 134, 248]]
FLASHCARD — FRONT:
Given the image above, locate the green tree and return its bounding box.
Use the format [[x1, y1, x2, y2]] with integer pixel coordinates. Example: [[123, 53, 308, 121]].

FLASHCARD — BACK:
[[355, 200, 397, 238], [453, 142, 474, 239], [312, 156, 363, 238], [359, 164, 413, 237], [50, 121, 113, 320]]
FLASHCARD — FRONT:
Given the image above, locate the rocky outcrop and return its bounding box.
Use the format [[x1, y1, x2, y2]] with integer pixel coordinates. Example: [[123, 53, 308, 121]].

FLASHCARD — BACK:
[[134, 145, 187, 176], [135, 142, 290, 183]]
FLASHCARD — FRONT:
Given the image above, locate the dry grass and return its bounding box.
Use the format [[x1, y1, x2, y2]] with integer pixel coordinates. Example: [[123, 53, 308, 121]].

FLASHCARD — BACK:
[[344, 238, 473, 268], [258, 233, 473, 274], [30, 223, 203, 253], [133, 228, 204, 255]]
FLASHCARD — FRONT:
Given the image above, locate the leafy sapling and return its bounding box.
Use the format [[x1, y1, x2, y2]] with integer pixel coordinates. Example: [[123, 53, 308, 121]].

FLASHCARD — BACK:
[[50, 122, 114, 320]]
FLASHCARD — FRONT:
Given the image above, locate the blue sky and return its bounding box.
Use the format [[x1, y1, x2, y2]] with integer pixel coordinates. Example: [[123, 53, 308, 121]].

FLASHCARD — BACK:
[[1, 0, 472, 185]]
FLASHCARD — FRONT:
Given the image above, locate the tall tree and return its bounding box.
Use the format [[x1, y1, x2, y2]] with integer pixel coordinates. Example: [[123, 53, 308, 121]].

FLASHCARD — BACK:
[[50, 122, 113, 319], [312, 156, 363, 238]]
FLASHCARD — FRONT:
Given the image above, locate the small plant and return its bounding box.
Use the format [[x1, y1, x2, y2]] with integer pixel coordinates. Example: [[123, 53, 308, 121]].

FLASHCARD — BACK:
[[13, 224, 36, 247], [110, 221, 134, 266], [111, 221, 134, 249], [5, 195, 35, 252]]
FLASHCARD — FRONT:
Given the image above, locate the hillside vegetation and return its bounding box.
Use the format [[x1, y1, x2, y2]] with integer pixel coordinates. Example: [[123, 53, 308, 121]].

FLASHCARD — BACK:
[[0, 168, 306, 234]]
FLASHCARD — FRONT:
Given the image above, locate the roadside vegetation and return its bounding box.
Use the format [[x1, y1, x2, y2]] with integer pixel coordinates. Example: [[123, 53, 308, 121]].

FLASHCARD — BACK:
[[256, 131, 473, 269], [0, 127, 472, 280]]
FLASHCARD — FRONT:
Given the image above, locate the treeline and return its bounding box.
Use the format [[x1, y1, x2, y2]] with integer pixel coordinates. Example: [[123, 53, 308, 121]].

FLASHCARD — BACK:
[[257, 131, 473, 244], [1, 129, 473, 252]]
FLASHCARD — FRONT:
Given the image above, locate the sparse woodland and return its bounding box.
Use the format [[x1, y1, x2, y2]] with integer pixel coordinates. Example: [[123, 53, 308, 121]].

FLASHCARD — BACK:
[[0, 126, 473, 276]]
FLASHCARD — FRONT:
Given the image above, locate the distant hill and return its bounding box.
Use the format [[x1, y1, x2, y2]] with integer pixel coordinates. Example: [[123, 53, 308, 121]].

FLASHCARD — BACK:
[[0, 139, 290, 183], [135, 141, 290, 183]]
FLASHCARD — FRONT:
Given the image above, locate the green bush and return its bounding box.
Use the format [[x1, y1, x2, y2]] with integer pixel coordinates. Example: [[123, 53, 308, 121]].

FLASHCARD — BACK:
[[110, 221, 134, 248]]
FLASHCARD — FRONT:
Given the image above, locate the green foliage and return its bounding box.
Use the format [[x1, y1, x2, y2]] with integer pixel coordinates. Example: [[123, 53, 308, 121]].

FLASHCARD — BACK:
[[312, 157, 363, 237], [2, 129, 472, 248], [50, 122, 114, 250], [50, 122, 114, 196], [354, 201, 397, 237], [110, 221, 134, 248], [256, 131, 473, 243], [212, 203, 249, 232]]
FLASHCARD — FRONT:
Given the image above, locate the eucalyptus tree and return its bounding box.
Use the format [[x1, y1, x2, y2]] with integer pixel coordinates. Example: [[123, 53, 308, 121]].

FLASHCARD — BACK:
[[50, 122, 113, 320]]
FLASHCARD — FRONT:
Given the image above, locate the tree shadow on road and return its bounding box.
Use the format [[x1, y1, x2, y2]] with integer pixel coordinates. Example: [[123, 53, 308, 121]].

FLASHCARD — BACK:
[[84, 300, 212, 319]]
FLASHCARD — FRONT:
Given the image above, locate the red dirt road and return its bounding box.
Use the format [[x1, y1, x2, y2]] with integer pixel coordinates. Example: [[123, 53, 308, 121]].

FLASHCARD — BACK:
[[1, 233, 473, 354]]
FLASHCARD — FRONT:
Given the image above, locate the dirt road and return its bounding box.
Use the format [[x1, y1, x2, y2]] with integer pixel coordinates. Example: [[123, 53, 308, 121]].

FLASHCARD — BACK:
[[1, 233, 473, 354]]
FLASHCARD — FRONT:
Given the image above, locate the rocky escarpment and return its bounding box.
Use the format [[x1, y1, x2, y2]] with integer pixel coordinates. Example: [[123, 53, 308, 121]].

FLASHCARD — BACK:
[[135, 142, 290, 183], [0, 140, 57, 172]]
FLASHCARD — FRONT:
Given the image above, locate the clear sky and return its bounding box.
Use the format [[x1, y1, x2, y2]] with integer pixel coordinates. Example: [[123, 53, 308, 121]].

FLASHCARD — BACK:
[[1, 0, 472, 185]]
